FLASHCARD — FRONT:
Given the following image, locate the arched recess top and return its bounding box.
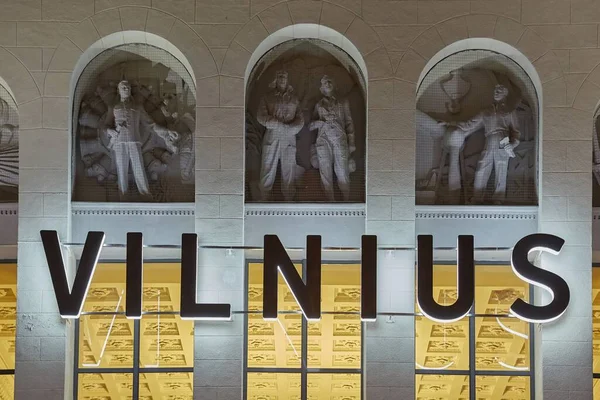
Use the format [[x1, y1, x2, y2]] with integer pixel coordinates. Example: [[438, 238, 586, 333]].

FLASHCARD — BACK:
[[0, 77, 16, 104], [69, 31, 197, 101], [417, 38, 542, 107], [245, 24, 368, 84]]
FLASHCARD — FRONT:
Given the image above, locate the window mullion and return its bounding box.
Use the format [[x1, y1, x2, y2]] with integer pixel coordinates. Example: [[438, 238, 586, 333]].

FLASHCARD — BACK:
[[133, 319, 140, 400]]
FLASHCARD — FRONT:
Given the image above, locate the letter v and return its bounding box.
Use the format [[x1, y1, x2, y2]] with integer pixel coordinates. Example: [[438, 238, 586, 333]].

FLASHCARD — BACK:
[[41, 230, 105, 319]]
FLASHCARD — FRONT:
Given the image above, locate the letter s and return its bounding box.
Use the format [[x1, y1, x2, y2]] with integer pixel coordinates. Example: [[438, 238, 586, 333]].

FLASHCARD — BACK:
[[510, 234, 570, 323]]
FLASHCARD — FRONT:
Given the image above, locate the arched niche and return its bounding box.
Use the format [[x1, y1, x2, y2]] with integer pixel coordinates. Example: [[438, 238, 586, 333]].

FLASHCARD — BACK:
[[0, 82, 18, 202], [245, 35, 366, 203], [416, 47, 539, 206], [71, 40, 196, 202], [593, 108, 600, 206]]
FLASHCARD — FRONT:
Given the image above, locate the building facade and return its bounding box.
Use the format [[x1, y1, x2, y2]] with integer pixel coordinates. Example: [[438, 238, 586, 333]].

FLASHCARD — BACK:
[[0, 0, 597, 399]]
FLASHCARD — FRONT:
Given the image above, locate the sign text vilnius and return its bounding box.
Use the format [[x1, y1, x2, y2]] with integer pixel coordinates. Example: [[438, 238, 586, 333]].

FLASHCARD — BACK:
[[40, 231, 570, 324]]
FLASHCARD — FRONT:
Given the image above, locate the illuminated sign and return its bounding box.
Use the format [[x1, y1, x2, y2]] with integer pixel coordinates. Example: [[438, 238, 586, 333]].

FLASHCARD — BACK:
[[40, 230, 570, 324]]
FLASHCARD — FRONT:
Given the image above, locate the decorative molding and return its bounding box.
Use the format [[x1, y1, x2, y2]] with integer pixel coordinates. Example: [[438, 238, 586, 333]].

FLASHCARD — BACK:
[[0, 203, 17, 216], [245, 203, 365, 218], [416, 205, 538, 220], [71, 202, 194, 217]]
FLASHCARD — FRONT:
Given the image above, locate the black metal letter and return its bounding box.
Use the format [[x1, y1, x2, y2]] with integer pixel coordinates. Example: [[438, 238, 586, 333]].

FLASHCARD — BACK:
[[361, 235, 377, 321], [263, 235, 321, 321], [510, 233, 569, 323], [180, 233, 231, 320], [41, 230, 104, 318], [126, 232, 143, 319], [417, 235, 474, 322]]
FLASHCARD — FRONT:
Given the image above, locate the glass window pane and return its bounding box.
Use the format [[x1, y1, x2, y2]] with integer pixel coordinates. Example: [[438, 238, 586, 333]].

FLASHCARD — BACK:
[[309, 264, 361, 369], [476, 375, 530, 399], [0, 264, 16, 370], [0, 375, 13, 399], [475, 265, 528, 315], [595, 378, 600, 400], [416, 316, 470, 370], [247, 262, 302, 368], [143, 263, 182, 312], [415, 374, 469, 399], [247, 372, 301, 399], [139, 314, 194, 368], [475, 316, 529, 371], [83, 263, 127, 313], [307, 373, 360, 399], [594, 268, 600, 374], [78, 373, 132, 399], [79, 314, 134, 368], [139, 372, 193, 399]]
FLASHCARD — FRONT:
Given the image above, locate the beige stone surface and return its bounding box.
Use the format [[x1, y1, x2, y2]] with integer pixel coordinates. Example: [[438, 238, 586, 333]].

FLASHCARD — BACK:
[[567, 140, 592, 172], [288, 0, 322, 24], [466, 14, 496, 38], [392, 139, 416, 169], [119, 7, 148, 31], [436, 17, 468, 45], [7, 47, 43, 71], [90, 9, 122, 38], [543, 77, 567, 107], [153, 0, 196, 23], [363, 0, 418, 25], [320, 2, 355, 34], [368, 109, 415, 139], [493, 17, 526, 46], [221, 41, 251, 77], [346, 17, 381, 56], [368, 79, 394, 109], [375, 25, 428, 52], [42, 0, 94, 22], [17, 22, 76, 47], [145, 8, 177, 39], [529, 24, 597, 49], [46, 40, 81, 71], [234, 17, 268, 52], [368, 140, 394, 170], [522, 0, 571, 24], [367, 195, 392, 220], [196, 76, 220, 107], [395, 49, 426, 82], [364, 47, 393, 79], [516, 28, 548, 61], [572, 79, 600, 111], [193, 24, 241, 48], [0, 0, 41, 21], [196, 0, 250, 23], [42, 72, 70, 97], [410, 27, 444, 60], [565, 73, 587, 105], [258, 2, 292, 33], [543, 140, 567, 172], [534, 51, 563, 83], [470, 0, 521, 21], [417, 1, 469, 24], [219, 76, 244, 107], [195, 137, 221, 169], [196, 108, 244, 137]]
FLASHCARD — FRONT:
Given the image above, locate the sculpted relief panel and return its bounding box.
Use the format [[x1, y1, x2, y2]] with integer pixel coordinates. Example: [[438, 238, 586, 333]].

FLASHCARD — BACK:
[[416, 51, 538, 206], [0, 85, 17, 202], [73, 44, 195, 202], [245, 40, 366, 203]]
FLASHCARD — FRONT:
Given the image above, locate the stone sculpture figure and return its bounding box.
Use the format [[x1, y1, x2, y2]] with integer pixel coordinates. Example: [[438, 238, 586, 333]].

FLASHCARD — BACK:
[[309, 75, 356, 201], [449, 84, 521, 204], [0, 98, 17, 189], [256, 70, 304, 201], [105, 80, 179, 195]]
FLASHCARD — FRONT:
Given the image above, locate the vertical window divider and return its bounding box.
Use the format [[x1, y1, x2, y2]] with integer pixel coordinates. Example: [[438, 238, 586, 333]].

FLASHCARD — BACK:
[[73, 319, 80, 400], [133, 319, 140, 399], [301, 259, 308, 400]]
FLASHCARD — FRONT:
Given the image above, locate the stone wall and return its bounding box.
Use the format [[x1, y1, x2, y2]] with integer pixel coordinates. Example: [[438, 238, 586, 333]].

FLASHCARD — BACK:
[[5, 0, 595, 399]]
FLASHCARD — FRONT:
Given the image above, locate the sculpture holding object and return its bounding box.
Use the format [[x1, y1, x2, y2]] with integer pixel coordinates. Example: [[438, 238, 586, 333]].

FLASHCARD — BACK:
[[417, 74, 534, 206], [77, 77, 195, 199]]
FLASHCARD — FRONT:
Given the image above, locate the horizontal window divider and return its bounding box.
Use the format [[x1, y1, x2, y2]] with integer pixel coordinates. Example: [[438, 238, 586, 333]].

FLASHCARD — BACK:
[[77, 368, 137, 374], [305, 369, 362, 374], [416, 369, 471, 375], [471, 370, 532, 376], [138, 367, 194, 373], [246, 368, 304, 373], [0, 370, 14, 375]]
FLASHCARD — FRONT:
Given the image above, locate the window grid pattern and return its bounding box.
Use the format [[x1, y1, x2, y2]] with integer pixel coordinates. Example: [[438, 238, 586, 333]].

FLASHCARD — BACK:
[[245, 261, 363, 400], [415, 265, 535, 400], [73, 262, 193, 400]]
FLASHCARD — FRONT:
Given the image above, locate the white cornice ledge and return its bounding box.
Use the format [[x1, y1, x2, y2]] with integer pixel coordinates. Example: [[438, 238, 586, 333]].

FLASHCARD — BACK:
[[416, 205, 538, 220], [245, 203, 366, 217], [71, 202, 194, 216]]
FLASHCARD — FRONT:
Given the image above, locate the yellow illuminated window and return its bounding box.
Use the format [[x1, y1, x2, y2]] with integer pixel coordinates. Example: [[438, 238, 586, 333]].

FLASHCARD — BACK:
[[593, 268, 600, 399], [76, 262, 193, 400], [0, 263, 15, 400], [246, 262, 362, 399], [416, 264, 532, 399]]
